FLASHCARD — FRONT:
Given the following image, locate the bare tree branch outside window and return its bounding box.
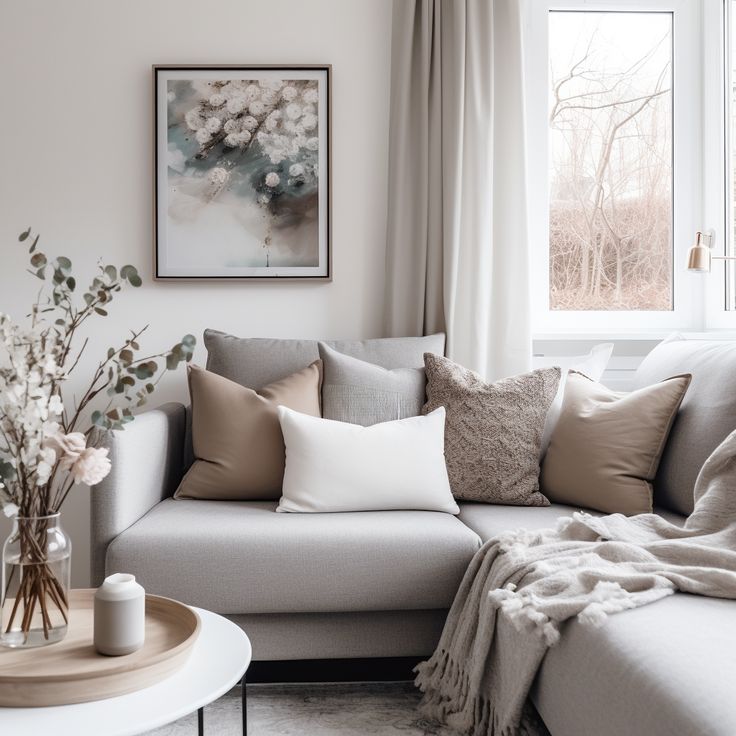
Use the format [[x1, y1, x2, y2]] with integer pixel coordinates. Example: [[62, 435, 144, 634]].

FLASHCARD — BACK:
[[548, 12, 673, 311]]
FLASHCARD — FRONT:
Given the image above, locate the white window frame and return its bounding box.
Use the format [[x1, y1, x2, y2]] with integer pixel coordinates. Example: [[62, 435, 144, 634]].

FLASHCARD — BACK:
[[523, 0, 704, 336], [704, 0, 736, 329]]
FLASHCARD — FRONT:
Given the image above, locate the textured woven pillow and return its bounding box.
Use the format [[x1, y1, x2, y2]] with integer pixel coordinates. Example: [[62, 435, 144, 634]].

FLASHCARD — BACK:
[[422, 353, 560, 505], [541, 371, 691, 515], [175, 362, 322, 501], [318, 342, 426, 426]]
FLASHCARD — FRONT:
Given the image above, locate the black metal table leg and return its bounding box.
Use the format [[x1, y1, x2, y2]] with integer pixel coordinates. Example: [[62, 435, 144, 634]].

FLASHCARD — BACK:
[[241, 676, 247, 735], [196, 678, 245, 734]]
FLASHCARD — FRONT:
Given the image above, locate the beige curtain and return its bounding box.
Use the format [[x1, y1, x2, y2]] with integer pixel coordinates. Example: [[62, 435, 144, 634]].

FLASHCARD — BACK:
[[384, 0, 531, 380]]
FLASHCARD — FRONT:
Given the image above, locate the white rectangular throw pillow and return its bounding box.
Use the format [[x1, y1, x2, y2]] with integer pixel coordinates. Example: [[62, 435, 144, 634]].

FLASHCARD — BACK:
[[276, 406, 459, 514]]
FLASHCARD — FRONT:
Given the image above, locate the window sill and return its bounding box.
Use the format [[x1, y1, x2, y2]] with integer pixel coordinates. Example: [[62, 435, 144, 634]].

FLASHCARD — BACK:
[[533, 329, 736, 342]]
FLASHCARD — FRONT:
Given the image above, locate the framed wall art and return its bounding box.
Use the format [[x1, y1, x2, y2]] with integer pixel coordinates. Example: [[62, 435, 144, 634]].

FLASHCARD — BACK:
[[154, 65, 331, 280]]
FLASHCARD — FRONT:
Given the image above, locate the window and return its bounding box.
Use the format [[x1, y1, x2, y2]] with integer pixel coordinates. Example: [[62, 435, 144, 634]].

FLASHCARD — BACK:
[[525, 0, 701, 334], [549, 12, 673, 312], [727, 0, 736, 309]]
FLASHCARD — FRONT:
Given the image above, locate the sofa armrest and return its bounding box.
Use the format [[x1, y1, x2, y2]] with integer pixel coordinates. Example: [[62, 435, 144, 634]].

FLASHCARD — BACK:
[[90, 402, 186, 585]]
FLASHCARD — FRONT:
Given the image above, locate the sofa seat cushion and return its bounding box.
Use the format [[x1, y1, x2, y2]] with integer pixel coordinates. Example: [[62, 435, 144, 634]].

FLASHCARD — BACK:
[[106, 499, 481, 614], [532, 594, 736, 736], [458, 502, 685, 542]]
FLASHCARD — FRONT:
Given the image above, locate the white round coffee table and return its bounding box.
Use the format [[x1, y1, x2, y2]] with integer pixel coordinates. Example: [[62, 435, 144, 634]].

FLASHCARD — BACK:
[[0, 606, 252, 736]]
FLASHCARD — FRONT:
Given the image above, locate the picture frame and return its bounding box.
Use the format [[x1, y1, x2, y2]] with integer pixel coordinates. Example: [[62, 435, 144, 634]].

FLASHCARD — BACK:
[[153, 65, 331, 281]]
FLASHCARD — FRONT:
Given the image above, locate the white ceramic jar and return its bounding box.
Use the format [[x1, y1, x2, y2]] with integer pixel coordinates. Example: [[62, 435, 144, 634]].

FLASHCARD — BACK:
[[94, 573, 146, 656]]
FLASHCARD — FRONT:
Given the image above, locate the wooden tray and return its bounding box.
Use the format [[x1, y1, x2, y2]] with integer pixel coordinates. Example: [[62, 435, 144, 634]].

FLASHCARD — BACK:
[[0, 589, 200, 707]]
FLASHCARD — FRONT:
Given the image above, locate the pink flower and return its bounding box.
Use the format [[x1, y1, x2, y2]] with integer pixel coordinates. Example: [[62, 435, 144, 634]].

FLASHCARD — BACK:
[[67, 447, 111, 486]]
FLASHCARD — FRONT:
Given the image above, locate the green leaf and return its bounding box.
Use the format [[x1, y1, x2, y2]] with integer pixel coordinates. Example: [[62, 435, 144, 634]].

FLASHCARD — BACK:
[[107, 347, 115, 359], [29, 234, 40, 254], [56, 256, 72, 272], [104, 265, 117, 281], [129, 274, 142, 288], [91, 410, 103, 426], [18, 228, 30, 242], [181, 334, 196, 348], [0, 459, 17, 481], [66, 277, 76, 291], [53, 270, 65, 285], [95, 307, 108, 316], [122, 376, 135, 387], [134, 362, 155, 380], [30, 253, 47, 268], [55, 318, 66, 326], [131, 341, 140, 351], [145, 383, 155, 394], [34, 267, 46, 280], [119, 349, 134, 365], [83, 293, 94, 305], [121, 265, 137, 280], [166, 353, 180, 370]]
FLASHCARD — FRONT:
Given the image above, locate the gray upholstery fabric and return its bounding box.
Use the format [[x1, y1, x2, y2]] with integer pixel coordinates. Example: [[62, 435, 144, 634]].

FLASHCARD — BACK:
[[204, 329, 446, 389], [228, 610, 447, 661], [106, 499, 481, 614], [634, 338, 736, 515], [319, 342, 426, 425], [533, 594, 736, 736], [89, 403, 186, 585], [458, 501, 685, 543]]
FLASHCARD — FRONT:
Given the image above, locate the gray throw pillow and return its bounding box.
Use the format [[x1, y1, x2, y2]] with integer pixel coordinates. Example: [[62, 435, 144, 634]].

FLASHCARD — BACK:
[[423, 353, 560, 505], [204, 329, 445, 389], [318, 342, 426, 426]]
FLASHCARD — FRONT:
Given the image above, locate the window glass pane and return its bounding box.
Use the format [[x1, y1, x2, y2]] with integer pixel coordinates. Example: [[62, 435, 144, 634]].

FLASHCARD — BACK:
[[728, 2, 736, 310], [548, 11, 673, 311]]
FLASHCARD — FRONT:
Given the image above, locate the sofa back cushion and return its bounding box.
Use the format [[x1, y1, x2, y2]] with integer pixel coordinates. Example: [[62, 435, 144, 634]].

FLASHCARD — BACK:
[[633, 337, 736, 515], [181, 330, 447, 472], [204, 329, 445, 389]]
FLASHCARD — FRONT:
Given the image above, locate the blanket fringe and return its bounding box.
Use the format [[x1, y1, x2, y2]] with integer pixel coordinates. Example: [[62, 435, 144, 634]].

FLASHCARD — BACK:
[[415, 649, 544, 736]]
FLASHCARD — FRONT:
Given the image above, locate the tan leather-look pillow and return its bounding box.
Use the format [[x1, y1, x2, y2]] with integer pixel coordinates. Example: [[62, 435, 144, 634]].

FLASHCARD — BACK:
[[175, 362, 322, 500], [540, 371, 691, 516]]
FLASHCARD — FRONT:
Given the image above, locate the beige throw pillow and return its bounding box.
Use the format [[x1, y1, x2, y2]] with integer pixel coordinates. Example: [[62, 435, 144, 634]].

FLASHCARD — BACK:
[[175, 362, 322, 500], [423, 353, 560, 505], [540, 371, 691, 515]]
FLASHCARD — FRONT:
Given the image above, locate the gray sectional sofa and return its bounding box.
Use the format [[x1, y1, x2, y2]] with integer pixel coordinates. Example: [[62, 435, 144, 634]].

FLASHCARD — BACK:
[[91, 331, 736, 736]]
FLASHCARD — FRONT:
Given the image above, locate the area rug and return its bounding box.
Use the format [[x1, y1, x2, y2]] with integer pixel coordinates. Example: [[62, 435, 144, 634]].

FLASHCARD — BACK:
[[144, 681, 453, 736]]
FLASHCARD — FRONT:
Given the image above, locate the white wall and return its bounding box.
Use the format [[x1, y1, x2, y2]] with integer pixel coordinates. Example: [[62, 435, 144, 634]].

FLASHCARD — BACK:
[[0, 0, 393, 585]]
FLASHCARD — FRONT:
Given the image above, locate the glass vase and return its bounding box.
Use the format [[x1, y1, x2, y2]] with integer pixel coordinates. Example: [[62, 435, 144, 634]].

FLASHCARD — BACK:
[[1, 514, 71, 648]]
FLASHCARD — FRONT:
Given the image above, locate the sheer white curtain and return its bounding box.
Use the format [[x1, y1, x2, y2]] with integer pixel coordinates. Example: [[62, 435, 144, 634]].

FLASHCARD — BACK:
[[383, 0, 531, 380]]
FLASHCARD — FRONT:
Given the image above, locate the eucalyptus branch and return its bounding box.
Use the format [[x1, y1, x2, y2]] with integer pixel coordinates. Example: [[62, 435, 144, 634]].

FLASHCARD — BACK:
[[0, 227, 195, 521]]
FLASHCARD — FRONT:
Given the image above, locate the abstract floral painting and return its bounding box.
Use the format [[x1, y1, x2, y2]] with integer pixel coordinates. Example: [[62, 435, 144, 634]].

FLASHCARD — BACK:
[[154, 66, 331, 280]]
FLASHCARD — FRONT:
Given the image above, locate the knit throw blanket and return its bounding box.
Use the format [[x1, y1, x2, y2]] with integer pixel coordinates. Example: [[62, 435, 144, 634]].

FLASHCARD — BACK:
[[415, 429, 736, 736]]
